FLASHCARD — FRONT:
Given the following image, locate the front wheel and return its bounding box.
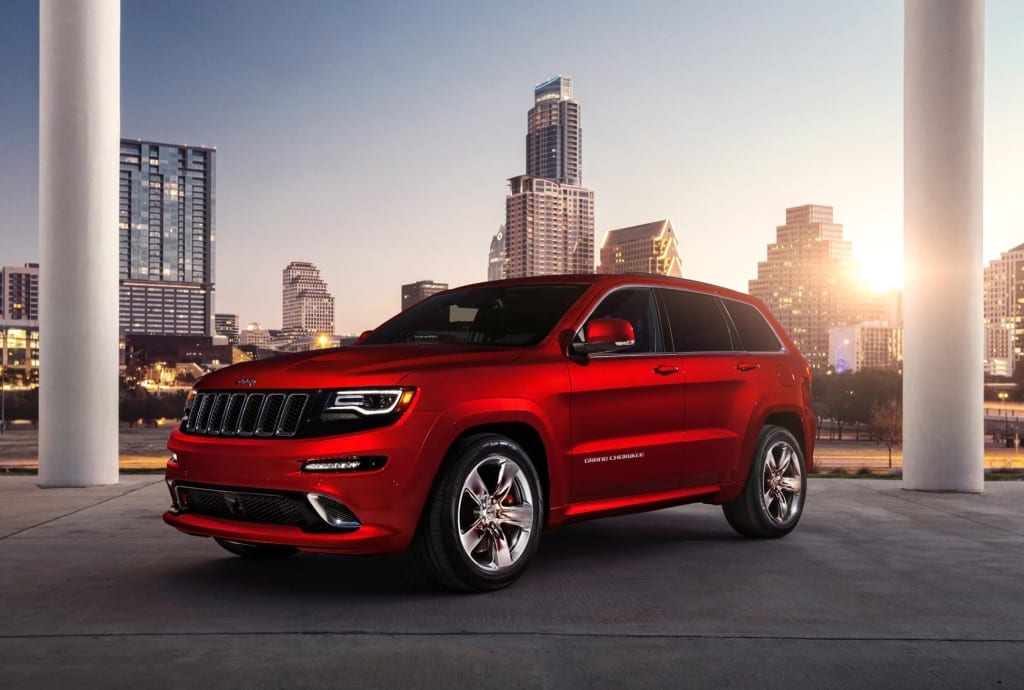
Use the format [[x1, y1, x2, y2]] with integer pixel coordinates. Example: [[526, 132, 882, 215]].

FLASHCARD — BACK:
[[413, 433, 544, 592], [723, 425, 806, 538]]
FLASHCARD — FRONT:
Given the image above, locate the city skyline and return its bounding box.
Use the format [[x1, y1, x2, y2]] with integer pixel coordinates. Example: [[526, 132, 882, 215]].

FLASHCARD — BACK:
[[2, 1, 1023, 332]]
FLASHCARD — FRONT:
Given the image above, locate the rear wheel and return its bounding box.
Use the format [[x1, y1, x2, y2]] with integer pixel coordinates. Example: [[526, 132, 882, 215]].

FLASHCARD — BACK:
[[413, 433, 544, 592], [214, 538, 298, 558], [723, 425, 806, 538]]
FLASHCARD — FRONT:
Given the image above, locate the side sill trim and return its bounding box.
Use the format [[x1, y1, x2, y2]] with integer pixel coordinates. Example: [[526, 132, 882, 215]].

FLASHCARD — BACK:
[[565, 485, 721, 519]]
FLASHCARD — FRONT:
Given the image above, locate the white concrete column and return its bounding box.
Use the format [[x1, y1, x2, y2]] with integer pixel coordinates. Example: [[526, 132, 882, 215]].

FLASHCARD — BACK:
[[38, 0, 121, 487], [903, 0, 984, 492]]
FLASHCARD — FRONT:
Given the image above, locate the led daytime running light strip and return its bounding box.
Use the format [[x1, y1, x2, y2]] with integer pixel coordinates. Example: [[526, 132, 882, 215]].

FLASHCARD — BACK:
[[324, 388, 415, 416]]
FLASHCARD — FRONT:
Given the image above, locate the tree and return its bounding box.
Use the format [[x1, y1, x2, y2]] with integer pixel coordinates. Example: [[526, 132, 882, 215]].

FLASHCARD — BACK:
[[813, 369, 902, 440], [868, 398, 903, 468]]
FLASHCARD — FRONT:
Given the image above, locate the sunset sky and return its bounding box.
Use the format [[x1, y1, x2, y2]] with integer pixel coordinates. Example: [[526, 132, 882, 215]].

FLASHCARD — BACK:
[[1, 0, 1022, 333]]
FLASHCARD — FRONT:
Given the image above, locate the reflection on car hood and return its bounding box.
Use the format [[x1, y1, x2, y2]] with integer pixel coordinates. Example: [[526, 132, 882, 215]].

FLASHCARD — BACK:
[[195, 344, 525, 390]]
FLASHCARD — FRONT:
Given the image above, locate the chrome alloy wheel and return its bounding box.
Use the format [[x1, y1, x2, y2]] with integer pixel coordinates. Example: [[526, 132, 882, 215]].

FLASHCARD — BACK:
[[760, 440, 803, 525], [457, 454, 535, 572]]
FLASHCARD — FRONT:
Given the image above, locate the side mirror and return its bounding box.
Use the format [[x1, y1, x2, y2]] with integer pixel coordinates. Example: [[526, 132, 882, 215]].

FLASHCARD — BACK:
[[572, 318, 636, 355], [355, 330, 373, 345]]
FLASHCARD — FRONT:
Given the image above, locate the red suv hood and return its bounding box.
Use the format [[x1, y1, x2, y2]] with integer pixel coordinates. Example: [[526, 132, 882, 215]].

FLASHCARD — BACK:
[[195, 344, 525, 390]]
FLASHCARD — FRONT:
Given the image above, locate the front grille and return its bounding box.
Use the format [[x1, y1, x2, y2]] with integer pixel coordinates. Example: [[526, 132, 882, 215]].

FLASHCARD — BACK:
[[184, 391, 308, 437], [174, 483, 360, 532]]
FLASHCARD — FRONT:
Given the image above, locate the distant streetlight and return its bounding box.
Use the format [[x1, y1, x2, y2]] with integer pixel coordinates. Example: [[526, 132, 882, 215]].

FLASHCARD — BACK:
[[999, 391, 1010, 436]]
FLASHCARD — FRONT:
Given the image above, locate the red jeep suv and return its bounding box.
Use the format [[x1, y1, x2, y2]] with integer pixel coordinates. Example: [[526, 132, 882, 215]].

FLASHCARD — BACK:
[[164, 275, 814, 591]]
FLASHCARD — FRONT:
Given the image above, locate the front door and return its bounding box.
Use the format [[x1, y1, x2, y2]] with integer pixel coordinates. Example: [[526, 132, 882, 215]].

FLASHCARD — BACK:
[[568, 287, 685, 502]]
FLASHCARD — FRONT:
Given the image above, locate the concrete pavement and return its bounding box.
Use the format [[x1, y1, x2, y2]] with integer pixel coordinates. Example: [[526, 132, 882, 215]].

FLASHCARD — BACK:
[[1, 477, 1022, 688]]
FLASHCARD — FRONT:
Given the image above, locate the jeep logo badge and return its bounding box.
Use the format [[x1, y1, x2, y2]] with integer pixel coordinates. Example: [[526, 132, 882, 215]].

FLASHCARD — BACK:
[[236, 377, 257, 388]]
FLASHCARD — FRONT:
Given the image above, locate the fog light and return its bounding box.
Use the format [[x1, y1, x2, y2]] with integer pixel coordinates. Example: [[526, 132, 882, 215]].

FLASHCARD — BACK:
[[302, 456, 387, 473]]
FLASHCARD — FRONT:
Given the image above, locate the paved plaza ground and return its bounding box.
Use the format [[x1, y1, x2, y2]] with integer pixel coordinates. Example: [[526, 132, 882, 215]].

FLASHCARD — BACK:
[[0, 476, 1021, 687]]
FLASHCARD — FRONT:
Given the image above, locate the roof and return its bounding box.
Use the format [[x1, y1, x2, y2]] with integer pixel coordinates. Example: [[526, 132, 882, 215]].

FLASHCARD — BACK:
[[453, 273, 753, 303], [602, 220, 672, 246]]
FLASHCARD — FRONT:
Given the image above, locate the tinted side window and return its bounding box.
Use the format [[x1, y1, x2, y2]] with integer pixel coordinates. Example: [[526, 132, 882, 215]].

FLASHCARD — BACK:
[[724, 299, 783, 352], [658, 289, 734, 353], [582, 288, 663, 353]]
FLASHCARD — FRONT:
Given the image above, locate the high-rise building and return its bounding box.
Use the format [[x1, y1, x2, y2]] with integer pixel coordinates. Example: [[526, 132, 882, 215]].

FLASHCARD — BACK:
[[119, 140, 215, 337], [983, 243, 1024, 376], [749, 205, 876, 370], [488, 226, 507, 281], [402, 280, 448, 311], [214, 313, 240, 346], [239, 322, 272, 348], [829, 322, 903, 374], [1, 263, 40, 321], [505, 76, 595, 278], [526, 75, 581, 185], [282, 261, 335, 335], [598, 220, 683, 277]]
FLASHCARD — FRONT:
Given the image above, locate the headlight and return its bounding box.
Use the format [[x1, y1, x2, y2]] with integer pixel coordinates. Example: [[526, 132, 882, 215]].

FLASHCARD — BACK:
[[323, 388, 416, 417], [181, 389, 197, 425]]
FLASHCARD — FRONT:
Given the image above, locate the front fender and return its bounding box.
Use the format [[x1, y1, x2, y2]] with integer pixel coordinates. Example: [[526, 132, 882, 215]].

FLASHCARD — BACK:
[[417, 397, 569, 512]]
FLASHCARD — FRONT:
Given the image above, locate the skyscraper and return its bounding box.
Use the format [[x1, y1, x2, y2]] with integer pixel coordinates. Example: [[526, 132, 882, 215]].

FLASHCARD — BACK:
[[488, 226, 507, 281], [214, 313, 240, 346], [1, 263, 40, 321], [983, 242, 1024, 376], [119, 140, 215, 336], [749, 205, 876, 370], [402, 280, 448, 311], [505, 76, 595, 278], [526, 75, 581, 185], [282, 261, 335, 335], [598, 220, 683, 277]]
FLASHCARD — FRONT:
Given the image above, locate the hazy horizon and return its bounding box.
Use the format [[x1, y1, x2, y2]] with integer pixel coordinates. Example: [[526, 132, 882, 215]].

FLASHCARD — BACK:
[[1, 0, 1022, 333]]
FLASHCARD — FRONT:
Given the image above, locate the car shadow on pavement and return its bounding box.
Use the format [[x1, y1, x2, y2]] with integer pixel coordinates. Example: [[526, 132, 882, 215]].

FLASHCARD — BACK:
[[160, 506, 742, 599]]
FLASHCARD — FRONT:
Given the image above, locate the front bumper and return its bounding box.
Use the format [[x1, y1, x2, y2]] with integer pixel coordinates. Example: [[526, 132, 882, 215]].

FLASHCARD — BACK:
[[163, 409, 442, 555]]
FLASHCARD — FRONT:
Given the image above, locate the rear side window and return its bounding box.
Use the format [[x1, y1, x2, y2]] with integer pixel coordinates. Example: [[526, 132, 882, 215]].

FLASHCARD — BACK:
[[657, 288, 734, 353], [723, 299, 784, 352]]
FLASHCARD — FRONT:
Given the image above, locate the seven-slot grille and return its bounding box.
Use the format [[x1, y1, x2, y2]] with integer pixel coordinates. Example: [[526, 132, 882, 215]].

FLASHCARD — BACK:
[[183, 392, 308, 437]]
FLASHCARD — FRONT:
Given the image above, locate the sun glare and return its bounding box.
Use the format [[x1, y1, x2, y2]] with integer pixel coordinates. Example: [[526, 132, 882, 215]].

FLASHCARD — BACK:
[[859, 254, 904, 293]]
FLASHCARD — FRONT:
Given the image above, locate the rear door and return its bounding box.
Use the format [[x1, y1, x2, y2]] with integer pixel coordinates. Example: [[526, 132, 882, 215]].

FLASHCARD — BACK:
[[657, 288, 758, 486], [568, 287, 685, 502]]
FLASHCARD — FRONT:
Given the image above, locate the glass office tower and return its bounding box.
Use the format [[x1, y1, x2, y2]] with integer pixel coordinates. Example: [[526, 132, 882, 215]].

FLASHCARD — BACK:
[[119, 140, 215, 336]]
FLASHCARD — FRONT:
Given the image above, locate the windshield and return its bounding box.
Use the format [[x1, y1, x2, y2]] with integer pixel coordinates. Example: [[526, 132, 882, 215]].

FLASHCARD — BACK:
[[362, 284, 589, 347]]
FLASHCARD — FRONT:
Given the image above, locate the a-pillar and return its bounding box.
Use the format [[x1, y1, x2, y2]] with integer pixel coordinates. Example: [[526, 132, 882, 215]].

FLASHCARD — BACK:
[[38, 0, 121, 487], [903, 0, 984, 492]]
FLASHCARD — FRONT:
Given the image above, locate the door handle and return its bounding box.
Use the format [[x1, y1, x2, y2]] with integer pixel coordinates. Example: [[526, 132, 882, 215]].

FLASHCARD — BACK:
[[736, 362, 760, 372], [654, 364, 679, 376]]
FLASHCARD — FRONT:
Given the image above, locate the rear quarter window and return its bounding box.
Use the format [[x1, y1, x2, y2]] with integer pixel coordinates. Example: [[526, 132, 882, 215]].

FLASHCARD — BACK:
[[723, 299, 784, 352]]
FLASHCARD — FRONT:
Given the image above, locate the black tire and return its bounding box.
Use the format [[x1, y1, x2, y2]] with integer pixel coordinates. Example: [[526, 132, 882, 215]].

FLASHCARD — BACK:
[[412, 433, 544, 592], [723, 425, 806, 538], [214, 538, 298, 558]]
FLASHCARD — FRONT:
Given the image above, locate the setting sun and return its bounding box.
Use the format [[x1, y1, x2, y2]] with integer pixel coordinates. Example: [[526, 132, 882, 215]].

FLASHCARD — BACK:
[[859, 253, 904, 293]]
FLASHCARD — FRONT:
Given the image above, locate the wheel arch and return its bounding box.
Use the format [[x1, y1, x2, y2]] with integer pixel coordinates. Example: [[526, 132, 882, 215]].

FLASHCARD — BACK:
[[731, 404, 814, 483], [416, 403, 565, 530], [445, 422, 550, 520]]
